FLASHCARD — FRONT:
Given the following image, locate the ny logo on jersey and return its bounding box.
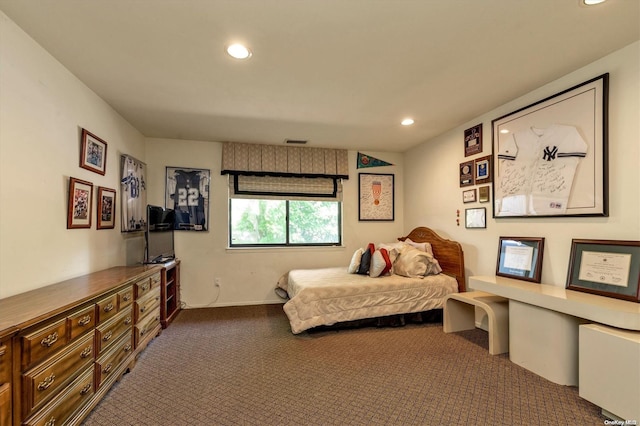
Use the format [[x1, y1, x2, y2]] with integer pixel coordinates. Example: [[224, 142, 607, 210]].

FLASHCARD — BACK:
[[542, 146, 558, 161]]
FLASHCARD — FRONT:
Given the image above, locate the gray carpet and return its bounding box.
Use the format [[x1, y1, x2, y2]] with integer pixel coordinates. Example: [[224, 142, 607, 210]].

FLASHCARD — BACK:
[[82, 304, 606, 425]]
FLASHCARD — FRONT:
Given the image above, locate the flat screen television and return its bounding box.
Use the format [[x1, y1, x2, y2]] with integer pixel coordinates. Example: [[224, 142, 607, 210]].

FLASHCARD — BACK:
[[145, 205, 176, 264]]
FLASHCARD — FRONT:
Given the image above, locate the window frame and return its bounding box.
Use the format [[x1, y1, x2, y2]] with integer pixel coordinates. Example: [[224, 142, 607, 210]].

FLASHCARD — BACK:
[[228, 198, 343, 248]]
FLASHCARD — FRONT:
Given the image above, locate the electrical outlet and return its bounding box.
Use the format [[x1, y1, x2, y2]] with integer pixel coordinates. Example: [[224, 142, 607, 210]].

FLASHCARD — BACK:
[[214, 277, 221, 287]]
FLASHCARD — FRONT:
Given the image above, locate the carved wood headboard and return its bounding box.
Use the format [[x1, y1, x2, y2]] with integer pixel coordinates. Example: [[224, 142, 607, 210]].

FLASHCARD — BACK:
[[398, 227, 466, 292]]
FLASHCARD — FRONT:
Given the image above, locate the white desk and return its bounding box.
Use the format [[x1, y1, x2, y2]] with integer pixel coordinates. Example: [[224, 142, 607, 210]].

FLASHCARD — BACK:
[[469, 276, 640, 386]]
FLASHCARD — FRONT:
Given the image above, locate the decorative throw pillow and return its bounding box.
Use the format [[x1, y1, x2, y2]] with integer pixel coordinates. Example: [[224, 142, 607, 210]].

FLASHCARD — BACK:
[[404, 238, 434, 256], [356, 243, 375, 275], [369, 248, 393, 278], [348, 248, 365, 274]]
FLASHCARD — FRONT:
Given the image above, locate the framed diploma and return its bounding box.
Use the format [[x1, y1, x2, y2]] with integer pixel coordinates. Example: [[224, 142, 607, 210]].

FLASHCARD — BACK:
[[566, 239, 640, 302], [496, 237, 545, 283]]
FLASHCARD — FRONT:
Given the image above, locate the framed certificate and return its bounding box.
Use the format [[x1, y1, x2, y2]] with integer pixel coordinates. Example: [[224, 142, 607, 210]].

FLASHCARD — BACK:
[[496, 237, 545, 283], [566, 239, 640, 302]]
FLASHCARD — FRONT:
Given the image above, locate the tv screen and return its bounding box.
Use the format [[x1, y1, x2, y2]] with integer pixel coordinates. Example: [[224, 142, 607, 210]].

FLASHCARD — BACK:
[[145, 205, 176, 264]]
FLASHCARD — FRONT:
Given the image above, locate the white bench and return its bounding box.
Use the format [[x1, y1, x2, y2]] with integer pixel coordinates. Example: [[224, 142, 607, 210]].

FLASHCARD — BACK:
[[443, 291, 509, 355]]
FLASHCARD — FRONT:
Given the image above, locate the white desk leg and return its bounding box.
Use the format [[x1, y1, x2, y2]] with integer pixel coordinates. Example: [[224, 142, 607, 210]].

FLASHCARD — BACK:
[[509, 300, 585, 386]]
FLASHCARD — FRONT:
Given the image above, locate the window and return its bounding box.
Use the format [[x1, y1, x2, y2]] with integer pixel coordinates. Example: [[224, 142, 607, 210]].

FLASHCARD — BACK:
[[230, 198, 341, 246]]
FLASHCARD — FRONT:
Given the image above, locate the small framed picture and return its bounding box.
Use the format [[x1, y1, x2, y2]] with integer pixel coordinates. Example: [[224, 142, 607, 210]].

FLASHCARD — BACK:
[[465, 207, 486, 229], [80, 128, 108, 175], [479, 186, 490, 203], [474, 155, 492, 185], [67, 177, 93, 229], [464, 123, 483, 157], [566, 239, 640, 302], [462, 188, 477, 203], [496, 237, 545, 283], [459, 161, 474, 187], [97, 187, 116, 229]]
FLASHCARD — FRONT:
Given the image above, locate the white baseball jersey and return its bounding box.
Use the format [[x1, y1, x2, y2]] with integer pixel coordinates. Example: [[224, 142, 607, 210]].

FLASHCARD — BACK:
[[496, 124, 587, 215]]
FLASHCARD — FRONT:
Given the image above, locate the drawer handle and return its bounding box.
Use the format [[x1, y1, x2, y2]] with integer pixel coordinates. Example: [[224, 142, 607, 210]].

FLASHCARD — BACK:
[[103, 303, 114, 313], [102, 363, 113, 374], [80, 383, 92, 396], [40, 332, 58, 348], [44, 417, 56, 426], [80, 346, 92, 358], [124, 344, 132, 352], [123, 293, 132, 302], [37, 373, 56, 391], [102, 331, 113, 342], [78, 315, 92, 326], [141, 283, 149, 291], [140, 306, 146, 313], [124, 316, 132, 325]]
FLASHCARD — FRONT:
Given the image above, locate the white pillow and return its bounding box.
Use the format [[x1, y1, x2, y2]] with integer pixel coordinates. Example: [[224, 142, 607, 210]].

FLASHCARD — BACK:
[[404, 238, 434, 256], [348, 248, 364, 274], [369, 249, 393, 278]]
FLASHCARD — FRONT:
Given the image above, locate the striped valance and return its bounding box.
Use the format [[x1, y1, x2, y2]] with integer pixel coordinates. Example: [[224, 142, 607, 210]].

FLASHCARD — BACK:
[[221, 142, 349, 179]]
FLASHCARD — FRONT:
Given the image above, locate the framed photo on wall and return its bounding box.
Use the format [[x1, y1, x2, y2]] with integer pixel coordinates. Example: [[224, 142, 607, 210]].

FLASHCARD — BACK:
[[566, 239, 640, 302], [80, 128, 108, 175], [459, 161, 474, 187], [166, 167, 211, 231], [67, 177, 93, 229], [359, 173, 394, 221], [463, 188, 477, 203], [492, 74, 608, 218], [474, 155, 492, 185], [496, 237, 545, 283], [97, 187, 116, 229]]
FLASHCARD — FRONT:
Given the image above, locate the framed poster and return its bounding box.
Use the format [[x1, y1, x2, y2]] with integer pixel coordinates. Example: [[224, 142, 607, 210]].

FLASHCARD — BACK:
[[496, 237, 545, 283], [359, 173, 394, 221], [566, 239, 640, 302], [492, 74, 608, 218], [67, 177, 93, 229], [120, 155, 147, 232], [80, 128, 107, 175], [464, 124, 482, 157], [166, 167, 211, 231], [97, 187, 116, 229]]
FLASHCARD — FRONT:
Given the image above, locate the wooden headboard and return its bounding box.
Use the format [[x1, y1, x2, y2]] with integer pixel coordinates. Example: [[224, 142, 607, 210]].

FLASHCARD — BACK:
[[398, 227, 466, 292]]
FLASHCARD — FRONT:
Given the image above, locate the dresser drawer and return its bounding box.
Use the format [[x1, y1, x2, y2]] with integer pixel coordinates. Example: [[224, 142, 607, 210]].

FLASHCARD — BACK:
[[135, 312, 160, 347], [22, 333, 94, 414], [117, 285, 134, 310], [0, 340, 10, 384], [95, 333, 133, 389], [95, 308, 133, 355], [67, 304, 96, 341], [0, 383, 10, 426], [135, 287, 161, 323], [96, 293, 119, 324], [23, 367, 94, 426], [21, 319, 68, 369]]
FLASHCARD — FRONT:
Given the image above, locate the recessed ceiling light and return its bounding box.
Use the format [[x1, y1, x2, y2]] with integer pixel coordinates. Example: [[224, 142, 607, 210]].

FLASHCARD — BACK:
[[500, 129, 510, 134], [582, 0, 606, 5], [226, 43, 252, 60], [401, 118, 414, 126]]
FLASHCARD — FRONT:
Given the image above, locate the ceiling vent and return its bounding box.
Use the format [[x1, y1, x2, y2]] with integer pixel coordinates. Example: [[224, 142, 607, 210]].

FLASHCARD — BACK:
[[285, 139, 308, 145]]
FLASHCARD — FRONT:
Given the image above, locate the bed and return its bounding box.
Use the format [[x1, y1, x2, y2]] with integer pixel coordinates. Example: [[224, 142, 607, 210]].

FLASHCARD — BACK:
[[277, 227, 466, 334]]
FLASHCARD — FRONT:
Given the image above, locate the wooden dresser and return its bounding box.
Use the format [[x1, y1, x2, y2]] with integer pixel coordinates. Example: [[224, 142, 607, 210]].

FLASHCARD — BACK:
[[0, 265, 163, 426]]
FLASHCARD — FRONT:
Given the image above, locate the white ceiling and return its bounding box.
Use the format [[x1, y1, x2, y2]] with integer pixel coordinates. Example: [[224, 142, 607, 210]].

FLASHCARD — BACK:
[[1, 0, 638, 152]]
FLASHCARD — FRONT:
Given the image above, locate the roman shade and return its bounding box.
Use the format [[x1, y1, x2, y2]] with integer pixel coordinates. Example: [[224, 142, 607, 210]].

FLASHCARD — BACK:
[[221, 142, 349, 179]]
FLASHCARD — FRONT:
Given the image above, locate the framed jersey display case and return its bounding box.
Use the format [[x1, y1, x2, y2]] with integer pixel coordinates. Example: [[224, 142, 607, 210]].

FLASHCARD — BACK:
[[491, 73, 608, 218], [166, 167, 210, 231]]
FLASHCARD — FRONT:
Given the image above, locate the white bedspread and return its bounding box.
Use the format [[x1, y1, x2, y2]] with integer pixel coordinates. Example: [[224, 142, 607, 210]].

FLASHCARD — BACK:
[[283, 267, 458, 334]]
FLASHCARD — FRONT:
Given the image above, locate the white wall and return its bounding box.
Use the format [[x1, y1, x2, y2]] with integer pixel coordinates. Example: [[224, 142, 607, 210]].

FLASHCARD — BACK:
[[0, 12, 147, 298], [404, 41, 640, 288], [145, 139, 404, 307]]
